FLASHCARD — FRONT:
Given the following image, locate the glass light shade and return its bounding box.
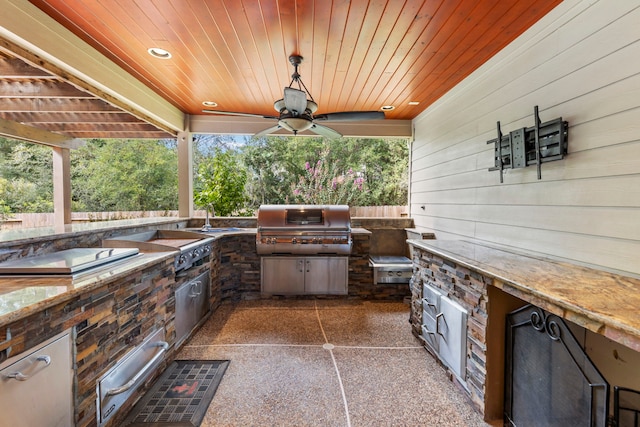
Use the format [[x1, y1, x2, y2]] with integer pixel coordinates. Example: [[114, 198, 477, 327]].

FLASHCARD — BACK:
[[279, 117, 313, 132]]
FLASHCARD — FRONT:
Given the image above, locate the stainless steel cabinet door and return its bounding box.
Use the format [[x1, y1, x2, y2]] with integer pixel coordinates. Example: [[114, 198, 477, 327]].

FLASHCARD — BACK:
[[437, 296, 468, 380], [175, 271, 210, 346], [304, 257, 348, 295], [261, 257, 305, 294], [0, 331, 73, 427]]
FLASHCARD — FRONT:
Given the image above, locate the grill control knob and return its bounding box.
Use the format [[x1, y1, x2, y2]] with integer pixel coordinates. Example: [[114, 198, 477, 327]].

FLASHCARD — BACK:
[[291, 238, 297, 244]]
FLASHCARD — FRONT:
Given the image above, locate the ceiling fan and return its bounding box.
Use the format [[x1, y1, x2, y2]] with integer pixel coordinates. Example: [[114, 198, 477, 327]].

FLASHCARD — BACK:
[[202, 55, 385, 138]]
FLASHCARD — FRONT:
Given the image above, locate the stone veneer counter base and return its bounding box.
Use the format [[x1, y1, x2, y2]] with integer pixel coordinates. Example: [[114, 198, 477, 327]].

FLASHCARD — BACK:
[[0, 251, 175, 327], [407, 239, 640, 353]]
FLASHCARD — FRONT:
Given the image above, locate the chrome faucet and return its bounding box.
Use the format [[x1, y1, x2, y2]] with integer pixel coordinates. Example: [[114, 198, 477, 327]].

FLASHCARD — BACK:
[[201, 204, 214, 231]]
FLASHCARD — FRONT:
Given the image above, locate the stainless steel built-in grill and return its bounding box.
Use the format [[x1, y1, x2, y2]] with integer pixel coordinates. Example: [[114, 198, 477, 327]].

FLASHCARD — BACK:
[[256, 204, 352, 255]]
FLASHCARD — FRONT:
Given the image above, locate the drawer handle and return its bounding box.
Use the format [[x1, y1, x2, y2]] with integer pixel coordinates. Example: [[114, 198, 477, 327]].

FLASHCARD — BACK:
[[104, 341, 169, 397], [5, 355, 51, 381], [423, 298, 437, 309], [436, 312, 445, 338], [189, 281, 202, 297]]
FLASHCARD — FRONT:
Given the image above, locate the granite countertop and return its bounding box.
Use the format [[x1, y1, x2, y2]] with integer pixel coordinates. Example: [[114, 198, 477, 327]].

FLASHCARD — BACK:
[[407, 239, 640, 352], [0, 251, 175, 327]]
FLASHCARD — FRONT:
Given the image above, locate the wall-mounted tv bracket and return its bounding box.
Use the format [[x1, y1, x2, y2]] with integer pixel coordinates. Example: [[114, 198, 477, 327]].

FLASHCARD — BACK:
[[488, 106, 568, 181]]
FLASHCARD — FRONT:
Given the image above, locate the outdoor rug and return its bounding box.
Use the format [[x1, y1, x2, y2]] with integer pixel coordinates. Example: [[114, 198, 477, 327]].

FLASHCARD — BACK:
[[123, 360, 229, 426]]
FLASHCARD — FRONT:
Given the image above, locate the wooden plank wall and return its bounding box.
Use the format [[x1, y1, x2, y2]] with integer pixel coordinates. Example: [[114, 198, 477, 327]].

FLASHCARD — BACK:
[[410, 0, 640, 276]]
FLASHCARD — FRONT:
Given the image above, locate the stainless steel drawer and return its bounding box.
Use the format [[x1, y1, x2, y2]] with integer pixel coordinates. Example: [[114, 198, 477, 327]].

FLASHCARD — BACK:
[[0, 330, 73, 427]]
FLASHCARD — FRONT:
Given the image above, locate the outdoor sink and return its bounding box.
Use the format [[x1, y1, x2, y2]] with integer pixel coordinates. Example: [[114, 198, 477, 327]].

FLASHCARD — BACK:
[[190, 227, 243, 233], [103, 230, 212, 252]]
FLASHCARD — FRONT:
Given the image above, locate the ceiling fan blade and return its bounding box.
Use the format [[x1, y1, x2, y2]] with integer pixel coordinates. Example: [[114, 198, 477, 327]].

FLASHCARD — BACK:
[[202, 109, 278, 120], [253, 124, 282, 138], [309, 123, 342, 139], [283, 87, 308, 115], [314, 111, 385, 122]]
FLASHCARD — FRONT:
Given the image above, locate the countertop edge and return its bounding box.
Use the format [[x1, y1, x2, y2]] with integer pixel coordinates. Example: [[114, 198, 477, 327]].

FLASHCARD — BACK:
[[0, 251, 175, 328], [407, 239, 640, 352]]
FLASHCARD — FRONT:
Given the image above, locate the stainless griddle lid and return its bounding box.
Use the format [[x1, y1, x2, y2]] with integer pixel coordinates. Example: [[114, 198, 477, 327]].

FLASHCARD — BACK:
[[0, 248, 139, 275]]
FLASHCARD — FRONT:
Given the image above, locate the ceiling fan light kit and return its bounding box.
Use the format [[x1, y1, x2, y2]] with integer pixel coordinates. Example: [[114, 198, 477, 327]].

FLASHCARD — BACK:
[[203, 55, 385, 138]]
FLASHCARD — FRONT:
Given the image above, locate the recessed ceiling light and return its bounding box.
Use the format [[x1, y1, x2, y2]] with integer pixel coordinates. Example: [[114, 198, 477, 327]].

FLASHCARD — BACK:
[[381, 105, 395, 111], [408, 101, 420, 105], [147, 47, 172, 59], [202, 101, 218, 107]]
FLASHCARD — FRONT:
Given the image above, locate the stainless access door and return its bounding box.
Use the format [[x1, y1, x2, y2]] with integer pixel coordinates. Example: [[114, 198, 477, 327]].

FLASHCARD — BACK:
[[175, 270, 210, 346], [0, 331, 73, 427], [437, 296, 468, 380]]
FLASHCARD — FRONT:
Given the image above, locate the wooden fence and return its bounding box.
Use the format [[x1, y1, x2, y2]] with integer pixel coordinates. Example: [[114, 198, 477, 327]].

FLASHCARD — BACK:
[[1, 206, 408, 230]]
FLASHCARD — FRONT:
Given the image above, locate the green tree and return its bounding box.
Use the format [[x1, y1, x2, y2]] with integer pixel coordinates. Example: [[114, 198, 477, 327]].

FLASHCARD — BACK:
[[71, 139, 178, 211], [0, 139, 53, 212], [241, 136, 408, 207], [291, 149, 366, 205], [194, 147, 248, 216]]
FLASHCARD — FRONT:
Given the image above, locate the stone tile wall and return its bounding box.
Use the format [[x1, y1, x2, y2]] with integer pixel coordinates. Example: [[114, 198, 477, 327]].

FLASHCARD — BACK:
[[410, 245, 492, 414]]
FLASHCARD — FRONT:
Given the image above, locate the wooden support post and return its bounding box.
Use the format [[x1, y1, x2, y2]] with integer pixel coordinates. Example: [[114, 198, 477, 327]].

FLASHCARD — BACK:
[[177, 131, 193, 218], [52, 146, 71, 231]]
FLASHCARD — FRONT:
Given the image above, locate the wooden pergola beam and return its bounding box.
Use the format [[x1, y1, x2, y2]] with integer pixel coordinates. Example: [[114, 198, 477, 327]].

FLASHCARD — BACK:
[[0, 116, 84, 148]]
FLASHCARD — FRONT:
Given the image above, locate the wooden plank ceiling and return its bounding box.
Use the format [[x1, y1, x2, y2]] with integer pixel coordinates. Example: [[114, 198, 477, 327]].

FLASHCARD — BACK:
[[1, 0, 562, 140]]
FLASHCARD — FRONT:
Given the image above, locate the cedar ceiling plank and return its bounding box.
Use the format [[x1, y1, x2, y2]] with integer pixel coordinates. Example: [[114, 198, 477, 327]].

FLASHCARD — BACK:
[[278, 0, 299, 66], [320, 0, 351, 113], [353, 0, 444, 111], [154, 0, 224, 111], [0, 58, 55, 78], [392, 1, 524, 115], [0, 80, 95, 98], [0, 98, 121, 112], [224, 1, 278, 107], [186, 1, 250, 113], [238, 0, 283, 102], [28, 0, 561, 122], [352, 2, 439, 108], [395, 0, 562, 116], [337, 0, 409, 112], [308, 0, 331, 105], [326, 0, 370, 110], [186, 2, 256, 114], [178, 2, 233, 110], [295, 0, 316, 81], [362, 0, 471, 113], [389, 0, 510, 112], [257, 0, 291, 100], [333, 0, 390, 112], [206, 0, 264, 111]]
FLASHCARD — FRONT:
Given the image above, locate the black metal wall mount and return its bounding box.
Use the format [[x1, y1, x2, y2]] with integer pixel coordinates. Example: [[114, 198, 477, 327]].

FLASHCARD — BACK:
[[487, 106, 568, 182]]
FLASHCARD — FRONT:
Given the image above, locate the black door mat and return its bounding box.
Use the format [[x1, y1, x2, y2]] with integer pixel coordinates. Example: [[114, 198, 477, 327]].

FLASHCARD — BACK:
[[123, 360, 229, 426]]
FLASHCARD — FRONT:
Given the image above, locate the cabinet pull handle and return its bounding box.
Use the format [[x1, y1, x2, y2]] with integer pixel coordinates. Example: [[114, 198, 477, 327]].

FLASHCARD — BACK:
[[298, 260, 303, 272], [189, 281, 202, 297], [435, 312, 445, 338], [306, 260, 310, 272], [104, 341, 168, 397], [5, 355, 51, 381]]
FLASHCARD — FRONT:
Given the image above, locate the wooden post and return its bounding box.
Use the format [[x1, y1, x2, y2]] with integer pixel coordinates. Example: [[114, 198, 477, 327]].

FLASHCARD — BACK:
[[177, 131, 193, 218], [52, 147, 71, 231]]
